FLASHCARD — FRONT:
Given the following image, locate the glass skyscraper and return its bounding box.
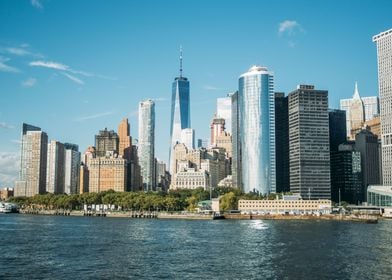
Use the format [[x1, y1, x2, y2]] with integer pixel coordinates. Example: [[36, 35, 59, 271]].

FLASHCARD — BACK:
[[238, 66, 276, 194], [169, 50, 190, 175]]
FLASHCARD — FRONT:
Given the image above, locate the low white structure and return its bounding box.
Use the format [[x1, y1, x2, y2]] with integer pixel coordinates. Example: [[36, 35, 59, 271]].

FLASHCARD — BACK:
[[238, 198, 332, 214], [172, 168, 210, 190]]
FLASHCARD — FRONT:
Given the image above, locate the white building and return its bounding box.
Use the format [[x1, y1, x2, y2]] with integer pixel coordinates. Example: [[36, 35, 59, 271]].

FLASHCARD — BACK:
[[138, 99, 155, 191], [238, 199, 332, 214], [64, 143, 80, 194], [46, 140, 65, 194], [373, 28, 392, 184], [173, 167, 210, 190], [180, 128, 195, 150], [217, 96, 232, 134]]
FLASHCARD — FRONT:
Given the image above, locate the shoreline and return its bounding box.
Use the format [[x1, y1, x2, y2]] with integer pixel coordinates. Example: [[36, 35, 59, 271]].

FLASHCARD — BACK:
[[16, 209, 380, 223]]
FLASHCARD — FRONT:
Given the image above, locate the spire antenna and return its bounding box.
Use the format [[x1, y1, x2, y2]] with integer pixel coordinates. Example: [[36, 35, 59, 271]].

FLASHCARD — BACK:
[[179, 45, 183, 78]]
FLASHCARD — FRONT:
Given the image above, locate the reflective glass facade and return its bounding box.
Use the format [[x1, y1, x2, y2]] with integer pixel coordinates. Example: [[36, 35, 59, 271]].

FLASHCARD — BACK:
[[367, 185, 392, 207], [238, 66, 276, 194], [169, 77, 190, 174]]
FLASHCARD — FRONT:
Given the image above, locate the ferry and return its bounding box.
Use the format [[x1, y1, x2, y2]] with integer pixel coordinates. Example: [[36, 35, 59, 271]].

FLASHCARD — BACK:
[[0, 202, 19, 213]]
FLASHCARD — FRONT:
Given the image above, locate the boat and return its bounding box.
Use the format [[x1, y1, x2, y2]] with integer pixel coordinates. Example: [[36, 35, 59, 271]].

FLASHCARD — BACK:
[[0, 202, 20, 213]]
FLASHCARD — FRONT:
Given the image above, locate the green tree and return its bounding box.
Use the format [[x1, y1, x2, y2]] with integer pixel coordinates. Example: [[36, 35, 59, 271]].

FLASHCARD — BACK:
[[220, 192, 238, 211]]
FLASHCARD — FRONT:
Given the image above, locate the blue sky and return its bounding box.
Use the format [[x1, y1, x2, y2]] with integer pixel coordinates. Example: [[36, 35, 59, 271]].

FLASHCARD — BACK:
[[0, 0, 391, 186]]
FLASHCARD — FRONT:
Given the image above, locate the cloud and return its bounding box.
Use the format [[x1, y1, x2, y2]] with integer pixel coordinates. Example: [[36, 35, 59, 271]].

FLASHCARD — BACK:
[[21, 77, 37, 88], [203, 85, 223, 91], [2, 46, 43, 58], [0, 152, 19, 187], [62, 73, 84, 85], [278, 20, 304, 35], [11, 139, 22, 144], [151, 97, 168, 102], [75, 112, 113, 122], [31, 0, 43, 9], [0, 122, 15, 129], [0, 56, 19, 73], [29, 60, 69, 71]]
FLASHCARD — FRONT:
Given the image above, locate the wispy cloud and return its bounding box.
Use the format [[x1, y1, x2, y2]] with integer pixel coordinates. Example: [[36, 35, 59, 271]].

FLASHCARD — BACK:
[[203, 85, 223, 91], [11, 139, 22, 144], [151, 97, 168, 102], [278, 20, 304, 35], [0, 56, 19, 73], [31, 0, 43, 9], [62, 73, 84, 85], [0, 122, 15, 129], [29, 60, 69, 71], [0, 152, 19, 187], [75, 112, 113, 122], [21, 77, 37, 88]]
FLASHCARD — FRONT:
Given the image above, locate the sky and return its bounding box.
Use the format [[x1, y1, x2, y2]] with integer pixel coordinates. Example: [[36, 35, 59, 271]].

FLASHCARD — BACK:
[[0, 0, 391, 187]]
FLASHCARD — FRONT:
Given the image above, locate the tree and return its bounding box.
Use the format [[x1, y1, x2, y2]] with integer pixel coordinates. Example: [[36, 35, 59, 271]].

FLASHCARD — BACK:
[[220, 192, 238, 211]]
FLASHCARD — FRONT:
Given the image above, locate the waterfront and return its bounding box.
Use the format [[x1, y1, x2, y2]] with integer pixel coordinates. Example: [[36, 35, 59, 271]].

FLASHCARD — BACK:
[[0, 215, 391, 279]]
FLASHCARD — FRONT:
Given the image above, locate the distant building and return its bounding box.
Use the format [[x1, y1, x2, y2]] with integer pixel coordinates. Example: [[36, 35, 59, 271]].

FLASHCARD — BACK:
[[275, 92, 289, 193], [238, 66, 276, 194], [0, 188, 14, 200], [79, 163, 89, 194], [173, 168, 210, 190], [46, 140, 65, 194], [329, 109, 347, 152], [289, 85, 330, 199], [88, 155, 127, 193], [64, 143, 80, 194], [169, 48, 191, 175], [216, 96, 232, 134], [15, 123, 48, 197], [138, 99, 155, 191], [238, 199, 332, 214], [118, 118, 132, 161], [95, 128, 119, 157], [231, 91, 242, 190], [180, 128, 195, 150], [367, 185, 392, 207]]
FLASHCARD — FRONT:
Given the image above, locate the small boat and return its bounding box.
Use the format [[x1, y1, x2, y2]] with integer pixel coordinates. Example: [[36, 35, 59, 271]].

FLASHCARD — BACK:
[[0, 202, 20, 213]]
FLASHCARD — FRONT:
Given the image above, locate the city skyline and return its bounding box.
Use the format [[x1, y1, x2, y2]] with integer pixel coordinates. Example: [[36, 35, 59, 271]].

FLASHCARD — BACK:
[[1, 0, 392, 187]]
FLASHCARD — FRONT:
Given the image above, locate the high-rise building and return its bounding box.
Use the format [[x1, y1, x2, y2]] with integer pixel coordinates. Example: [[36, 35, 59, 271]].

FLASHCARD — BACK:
[[329, 109, 347, 153], [340, 83, 379, 139], [330, 142, 363, 204], [180, 128, 195, 150], [138, 99, 155, 191], [95, 128, 119, 157], [231, 91, 242, 189], [169, 48, 190, 175], [217, 96, 232, 134], [46, 140, 65, 194], [355, 129, 381, 201], [210, 116, 226, 147], [64, 143, 80, 194], [275, 92, 289, 193], [238, 66, 275, 194], [15, 123, 48, 197], [288, 85, 330, 199], [118, 118, 132, 161], [373, 28, 392, 185], [79, 163, 89, 194]]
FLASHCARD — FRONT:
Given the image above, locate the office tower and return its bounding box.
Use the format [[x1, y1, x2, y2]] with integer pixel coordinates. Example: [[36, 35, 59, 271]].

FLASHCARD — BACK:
[[362, 96, 380, 121], [64, 143, 80, 194], [340, 83, 379, 139], [180, 128, 195, 150], [288, 85, 330, 199], [275, 92, 289, 193], [215, 133, 232, 158], [15, 123, 48, 197], [46, 140, 65, 194], [88, 155, 127, 193], [238, 66, 275, 194], [118, 118, 132, 161], [138, 99, 155, 191], [210, 116, 226, 147], [329, 109, 347, 152], [156, 160, 170, 192], [217, 95, 232, 133], [171, 143, 188, 176], [355, 129, 381, 201], [79, 163, 89, 194], [231, 91, 242, 189], [329, 143, 363, 204], [169, 48, 191, 175], [95, 128, 119, 157], [373, 28, 392, 184]]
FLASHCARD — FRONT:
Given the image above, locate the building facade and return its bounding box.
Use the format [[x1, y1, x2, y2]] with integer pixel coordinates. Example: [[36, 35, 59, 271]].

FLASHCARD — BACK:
[[138, 99, 155, 191], [373, 28, 392, 185], [238, 66, 276, 194], [173, 168, 210, 190], [180, 128, 195, 150], [95, 128, 119, 157], [118, 118, 132, 161], [64, 143, 80, 194], [231, 91, 242, 189], [169, 50, 191, 175], [275, 92, 289, 193], [216, 95, 232, 134], [288, 85, 331, 199]]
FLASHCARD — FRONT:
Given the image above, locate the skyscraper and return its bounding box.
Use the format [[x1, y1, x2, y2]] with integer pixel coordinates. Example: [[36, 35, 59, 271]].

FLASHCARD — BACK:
[[289, 85, 330, 199], [231, 91, 242, 189], [64, 143, 80, 194], [373, 28, 392, 185], [275, 92, 289, 193], [138, 99, 155, 191], [217, 96, 232, 134], [15, 123, 48, 197], [362, 96, 380, 121], [169, 48, 190, 175], [118, 118, 132, 161], [95, 128, 119, 157], [329, 109, 347, 152], [180, 128, 195, 150], [210, 116, 226, 147], [46, 140, 65, 194], [238, 66, 276, 194]]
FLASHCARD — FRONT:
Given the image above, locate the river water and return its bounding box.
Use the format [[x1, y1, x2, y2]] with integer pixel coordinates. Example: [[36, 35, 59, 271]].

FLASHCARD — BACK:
[[0, 214, 391, 279]]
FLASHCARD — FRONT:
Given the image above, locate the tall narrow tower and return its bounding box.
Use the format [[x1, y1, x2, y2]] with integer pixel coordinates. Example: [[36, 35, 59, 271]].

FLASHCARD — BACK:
[[373, 28, 392, 184], [118, 118, 132, 161], [169, 47, 190, 175]]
